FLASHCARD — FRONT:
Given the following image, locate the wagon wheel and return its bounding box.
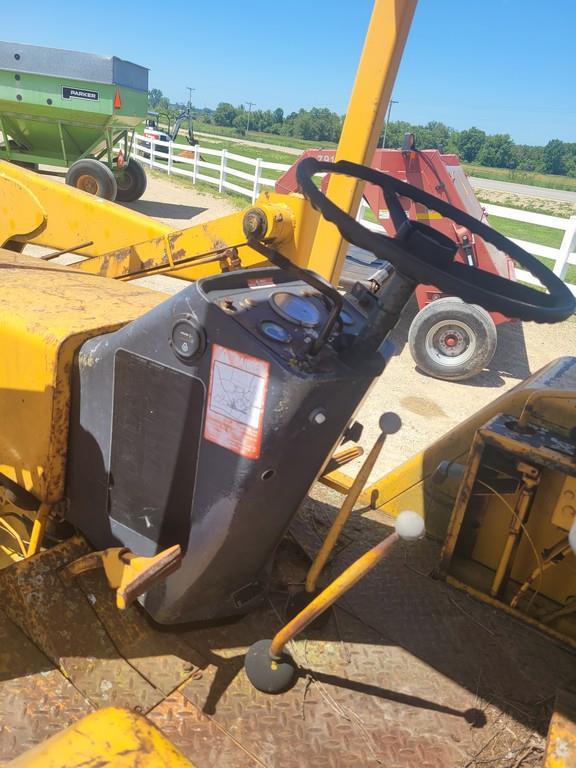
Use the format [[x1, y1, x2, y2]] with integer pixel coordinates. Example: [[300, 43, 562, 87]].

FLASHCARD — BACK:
[[65, 159, 118, 201]]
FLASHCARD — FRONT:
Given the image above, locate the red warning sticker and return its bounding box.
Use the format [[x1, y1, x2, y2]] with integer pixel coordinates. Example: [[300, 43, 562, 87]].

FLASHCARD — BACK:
[[204, 344, 270, 459]]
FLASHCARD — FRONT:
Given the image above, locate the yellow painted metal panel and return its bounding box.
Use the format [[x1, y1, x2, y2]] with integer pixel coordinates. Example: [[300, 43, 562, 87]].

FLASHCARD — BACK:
[[0, 250, 165, 502], [364, 357, 576, 539], [5, 707, 195, 767], [309, 0, 417, 283], [0, 161, 171, 255]]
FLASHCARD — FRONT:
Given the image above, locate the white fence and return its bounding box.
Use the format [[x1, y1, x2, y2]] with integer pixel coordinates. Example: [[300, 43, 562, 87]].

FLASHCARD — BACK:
[[133, 133, 290, 204], [482, 204, 576, 294], [134, 134, 576, 300], [357, 200, 576, 299]]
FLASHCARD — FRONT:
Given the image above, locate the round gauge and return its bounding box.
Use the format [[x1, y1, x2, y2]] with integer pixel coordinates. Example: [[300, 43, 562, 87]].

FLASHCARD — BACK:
[[260, 321, 292, 344], [171, 319, 204, 360], [340, 309, 354, 326], [270, 291, 321, 328]]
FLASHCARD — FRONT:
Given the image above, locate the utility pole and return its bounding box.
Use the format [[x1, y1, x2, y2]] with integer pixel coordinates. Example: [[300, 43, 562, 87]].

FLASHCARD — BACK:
[[245, 101, 256, 134], [382, 98, 398, 148], [186, 86, 195, 112]]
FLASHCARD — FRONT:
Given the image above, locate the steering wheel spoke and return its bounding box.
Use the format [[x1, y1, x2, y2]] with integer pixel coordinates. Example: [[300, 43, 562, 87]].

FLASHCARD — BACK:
[[296, 158, 575, 324]]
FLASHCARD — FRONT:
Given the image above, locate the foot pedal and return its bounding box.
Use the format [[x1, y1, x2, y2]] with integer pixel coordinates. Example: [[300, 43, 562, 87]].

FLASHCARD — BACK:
[[323, 444, 364, 474], [66, 544, 182, 609]]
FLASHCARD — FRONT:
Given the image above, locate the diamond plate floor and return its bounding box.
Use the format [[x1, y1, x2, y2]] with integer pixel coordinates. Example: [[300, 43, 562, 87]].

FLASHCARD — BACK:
[[1, 497, 574, 766]]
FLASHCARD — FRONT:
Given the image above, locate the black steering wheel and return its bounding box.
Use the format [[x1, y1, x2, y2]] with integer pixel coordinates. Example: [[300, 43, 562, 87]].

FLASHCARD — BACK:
[[296, 158, 575, 323]]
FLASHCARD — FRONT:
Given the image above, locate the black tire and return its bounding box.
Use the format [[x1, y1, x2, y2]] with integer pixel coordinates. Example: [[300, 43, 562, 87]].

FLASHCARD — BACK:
[[408, 297, 497, 381], [115, 157, 148, 202], [65, 159, 117, 201]]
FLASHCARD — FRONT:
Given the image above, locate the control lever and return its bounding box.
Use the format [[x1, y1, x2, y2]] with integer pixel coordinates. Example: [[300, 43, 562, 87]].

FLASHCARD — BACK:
[[304, 412, 402, 596], [244, 510, 425, 694]]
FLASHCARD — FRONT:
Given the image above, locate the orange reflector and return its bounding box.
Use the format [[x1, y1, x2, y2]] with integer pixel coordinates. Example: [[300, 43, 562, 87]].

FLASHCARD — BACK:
[[113, 87, 122, 109]]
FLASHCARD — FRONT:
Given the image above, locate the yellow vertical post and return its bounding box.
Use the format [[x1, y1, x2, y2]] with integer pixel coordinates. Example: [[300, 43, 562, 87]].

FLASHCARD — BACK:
[[308, 0, 417, 284], [26, 503, 51, 557]]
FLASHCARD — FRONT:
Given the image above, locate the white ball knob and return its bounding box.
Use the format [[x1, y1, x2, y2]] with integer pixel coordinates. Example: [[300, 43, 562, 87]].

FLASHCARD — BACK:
[[395, 510, 425, 542]]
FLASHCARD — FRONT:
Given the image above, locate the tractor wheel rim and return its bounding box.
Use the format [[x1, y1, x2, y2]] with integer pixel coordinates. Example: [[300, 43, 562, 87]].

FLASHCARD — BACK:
[[76, 174, 99, 195], [425, 319, 476, 366]]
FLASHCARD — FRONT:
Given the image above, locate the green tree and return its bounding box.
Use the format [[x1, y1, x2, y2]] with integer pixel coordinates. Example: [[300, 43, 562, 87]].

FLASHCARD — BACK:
[[543, 139, 567, 175], [513, 144, 544, 172], [213, 102, 238, 127], [476, 134, 516, 168], [233, 109, 247, 132], [148, 89, 164, 110], [456, 127, 486, 162], [421, 121, 457, 152]]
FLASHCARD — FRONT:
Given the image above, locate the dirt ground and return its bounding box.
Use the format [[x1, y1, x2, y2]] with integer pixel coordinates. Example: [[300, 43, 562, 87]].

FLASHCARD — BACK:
[[116, 172, 576, 481], [474, 187, 576, 217], [124, 172, 239, 227]]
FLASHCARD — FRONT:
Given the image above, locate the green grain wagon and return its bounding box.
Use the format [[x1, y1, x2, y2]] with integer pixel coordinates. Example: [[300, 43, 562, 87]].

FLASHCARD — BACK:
[[0, 41, 149, 201]]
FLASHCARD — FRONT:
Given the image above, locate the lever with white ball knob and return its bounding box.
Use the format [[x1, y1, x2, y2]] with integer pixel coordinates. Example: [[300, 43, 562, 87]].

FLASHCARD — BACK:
[[244, 510, 425, 694]]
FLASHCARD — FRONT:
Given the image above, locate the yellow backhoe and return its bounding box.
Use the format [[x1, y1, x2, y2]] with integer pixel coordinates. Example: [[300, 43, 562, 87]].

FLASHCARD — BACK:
[[0, 2, 575, 766]]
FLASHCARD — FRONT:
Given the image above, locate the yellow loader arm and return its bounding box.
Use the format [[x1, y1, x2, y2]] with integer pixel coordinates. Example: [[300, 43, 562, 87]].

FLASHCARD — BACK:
[[0, 160, 319, 282]]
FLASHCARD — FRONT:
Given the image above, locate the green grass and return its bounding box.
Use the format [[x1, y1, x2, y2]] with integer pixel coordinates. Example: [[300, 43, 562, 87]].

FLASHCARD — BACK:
[[487, 215, 563, 248], [487, 215, 575, 284], [145, 135, 294, 197], [361, 208, 575, 284], [464, 164, 576, 193], [195, 138, 294, 165], [193, 122, 337, 150]]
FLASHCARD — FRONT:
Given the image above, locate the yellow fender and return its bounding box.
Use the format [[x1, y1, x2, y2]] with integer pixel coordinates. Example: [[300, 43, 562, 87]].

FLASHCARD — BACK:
[[5, 707, 195, 767]]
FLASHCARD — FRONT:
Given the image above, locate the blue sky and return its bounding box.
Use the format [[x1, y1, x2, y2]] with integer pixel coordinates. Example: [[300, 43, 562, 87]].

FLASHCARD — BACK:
[[3, 1, 574, 145]]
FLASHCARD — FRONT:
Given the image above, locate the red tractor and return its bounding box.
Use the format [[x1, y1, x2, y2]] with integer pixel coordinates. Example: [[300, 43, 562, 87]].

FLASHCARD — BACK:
[[276, 137, 515, 381]]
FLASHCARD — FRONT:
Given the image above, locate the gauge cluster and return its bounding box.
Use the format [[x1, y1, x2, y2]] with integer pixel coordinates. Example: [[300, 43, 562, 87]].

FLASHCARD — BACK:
[[198, 269, 367, 365]]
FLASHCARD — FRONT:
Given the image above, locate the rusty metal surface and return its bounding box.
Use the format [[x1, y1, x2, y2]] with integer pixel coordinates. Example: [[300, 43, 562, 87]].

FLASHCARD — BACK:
[[544, 685, 576, 767], [0, 609, 92, 761], [288, 490, 576, 763], [179, 605, 468, 767], [0, 537, 163, 712], [149, 692, 264, 767], [1, 497, 575, 765], [75, 569, 206, 695]]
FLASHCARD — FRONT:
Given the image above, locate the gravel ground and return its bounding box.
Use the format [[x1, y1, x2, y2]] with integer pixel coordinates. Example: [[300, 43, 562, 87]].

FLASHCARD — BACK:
[[123, 172, 239, 227], [352, 309, 575, 483]]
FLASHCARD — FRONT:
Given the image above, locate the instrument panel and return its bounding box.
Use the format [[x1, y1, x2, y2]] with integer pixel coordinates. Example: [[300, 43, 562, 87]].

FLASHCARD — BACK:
[[197, 270, 368, 366]]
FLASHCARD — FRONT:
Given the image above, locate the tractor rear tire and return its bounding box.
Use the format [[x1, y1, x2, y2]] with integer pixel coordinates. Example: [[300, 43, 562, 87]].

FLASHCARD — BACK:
[[115, 158, 148, 202], [65, 159, 117, 201], [408, 297, 497, 381]]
